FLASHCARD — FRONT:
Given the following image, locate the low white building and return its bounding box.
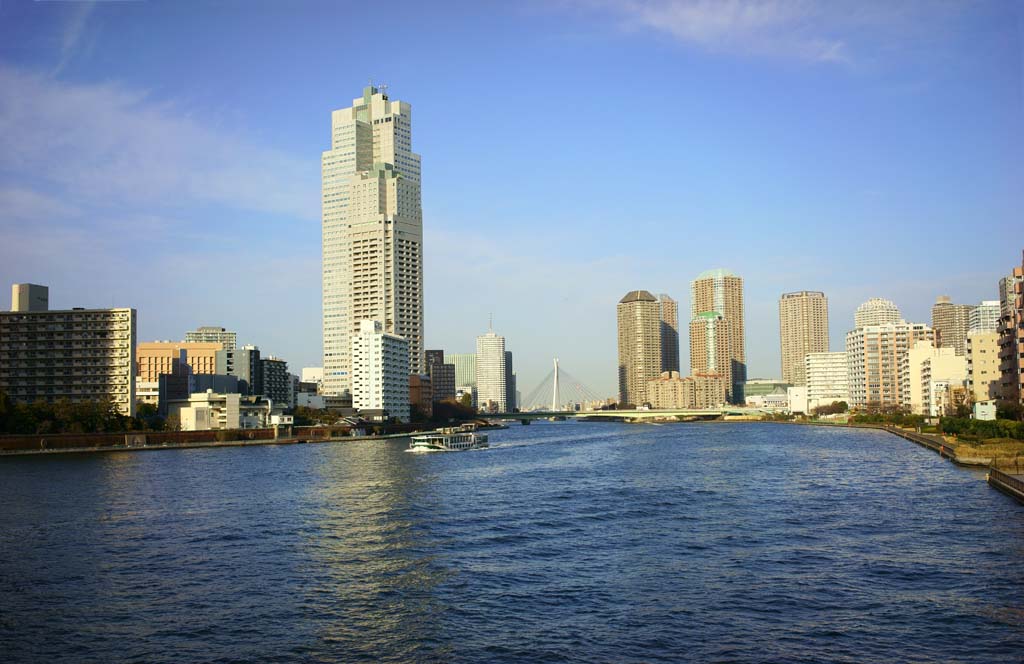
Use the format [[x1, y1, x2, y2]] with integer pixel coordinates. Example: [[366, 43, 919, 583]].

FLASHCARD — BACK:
[[351, 320, 410, 423], [805, 352, 848, 404], [787, 386, 808, 414], [166, 390, 289, 431]]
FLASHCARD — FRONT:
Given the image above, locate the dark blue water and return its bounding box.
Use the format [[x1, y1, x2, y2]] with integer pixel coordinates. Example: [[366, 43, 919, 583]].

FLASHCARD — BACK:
[[1, 422, 1023, 662]]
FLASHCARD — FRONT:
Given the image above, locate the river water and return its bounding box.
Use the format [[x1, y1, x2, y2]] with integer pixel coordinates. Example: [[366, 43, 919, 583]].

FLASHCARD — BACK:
[[1, 422, 1022, 662]]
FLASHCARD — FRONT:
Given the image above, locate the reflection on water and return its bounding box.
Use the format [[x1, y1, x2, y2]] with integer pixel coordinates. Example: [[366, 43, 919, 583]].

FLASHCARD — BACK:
[[1, 422, 1023, 662]]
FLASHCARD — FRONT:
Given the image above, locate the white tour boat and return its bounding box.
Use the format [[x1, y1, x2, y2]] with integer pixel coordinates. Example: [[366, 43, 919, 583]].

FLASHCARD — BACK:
[[409, 424, 489, 452]]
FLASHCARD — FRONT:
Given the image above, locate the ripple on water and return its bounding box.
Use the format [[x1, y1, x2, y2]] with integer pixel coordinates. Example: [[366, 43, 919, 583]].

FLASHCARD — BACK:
[[1, 422, 1023, 662]]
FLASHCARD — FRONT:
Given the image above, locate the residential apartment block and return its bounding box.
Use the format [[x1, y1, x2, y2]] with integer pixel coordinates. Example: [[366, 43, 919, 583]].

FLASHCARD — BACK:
[[184, 326, 237, 351], [805, 352, 849, 404], [966, 331, 1001, 403], [778, 291, 829, 386], [845, 322, 934, 410], [322, 85, 424, 396], [617, 290, 661, 406], [689, 311, 733, 401], [351, 320, 410, 422], [998, 253, 1024, 404], [0, 284, 136, 416], [931, 296, 974, 356], [646, 371, 727, 409], [658, 294, 680, 374], [691, 269, 745, 399]]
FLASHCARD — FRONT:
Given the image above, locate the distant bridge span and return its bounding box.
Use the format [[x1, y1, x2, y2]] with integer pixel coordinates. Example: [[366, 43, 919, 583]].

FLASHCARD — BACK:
[[482, 407, 771, 421]]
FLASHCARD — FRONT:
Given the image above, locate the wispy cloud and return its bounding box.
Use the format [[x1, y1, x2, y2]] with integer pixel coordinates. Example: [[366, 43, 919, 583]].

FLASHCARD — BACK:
[[613, 0, 849, 63], [0, 65, 318, 221], [53, 1, 97, 75]]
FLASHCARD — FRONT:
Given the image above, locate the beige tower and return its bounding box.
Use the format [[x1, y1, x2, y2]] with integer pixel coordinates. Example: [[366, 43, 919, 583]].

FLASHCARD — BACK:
[[691, 269, 744, 400], [931, 296, 974, 356], [617, 291, 661, 406], [778, 291, 829, 386], [689, 311, 732, 399], [322, 85, 424, 396], [658, 294, 680, 373]]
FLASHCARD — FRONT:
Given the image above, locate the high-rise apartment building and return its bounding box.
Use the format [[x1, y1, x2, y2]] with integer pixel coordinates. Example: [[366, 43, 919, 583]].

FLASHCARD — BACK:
[[617, 290, 661, 406], [931, 296, 974, 356], [0, 285, 136, 416], [778, 291, 829, 386], [997, 252, 1024, 404], [184, 326, 237, 351], [969, 300, 1000, 333], [845, 322, 933, 410], [646, 371, 727, 409], [476, 330, 507, 412], [351, 320, 410, 422], [966, 331, 1000, 403], [658, 294, 680, 373], [854, 298, 902, 329], [691, 269, 745, 399], [689, 311, 732, 400], [449, 352, 477, 398], [322, 85, 424, 396], [805, 352, 848, 404]]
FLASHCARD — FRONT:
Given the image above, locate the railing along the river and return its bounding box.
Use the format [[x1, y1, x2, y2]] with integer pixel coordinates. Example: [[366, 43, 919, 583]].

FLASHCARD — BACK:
[[987, 468, 1024, 503]]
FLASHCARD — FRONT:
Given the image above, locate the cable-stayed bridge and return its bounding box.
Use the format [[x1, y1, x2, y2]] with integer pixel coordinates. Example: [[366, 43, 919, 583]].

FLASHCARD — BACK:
[[520, 358, 604, 412]]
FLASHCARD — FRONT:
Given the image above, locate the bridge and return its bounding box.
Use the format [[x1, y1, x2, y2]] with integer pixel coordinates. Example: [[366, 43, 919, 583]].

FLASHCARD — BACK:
[[483, 359, 771, 422]]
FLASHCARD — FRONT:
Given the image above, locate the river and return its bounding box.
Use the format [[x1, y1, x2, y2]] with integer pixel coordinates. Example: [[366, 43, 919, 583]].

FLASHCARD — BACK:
[[1, 421, 1022, 662]]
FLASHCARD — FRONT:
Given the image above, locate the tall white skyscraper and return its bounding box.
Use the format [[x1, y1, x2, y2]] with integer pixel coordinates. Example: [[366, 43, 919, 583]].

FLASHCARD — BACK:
[[854, 298, 902, 329], [322, 85, 424, 396], [476, 330, 507, 412]]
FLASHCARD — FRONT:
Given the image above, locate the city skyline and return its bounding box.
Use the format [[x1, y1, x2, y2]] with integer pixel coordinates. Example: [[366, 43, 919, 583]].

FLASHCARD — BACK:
[[0, 1, 1020, 398]]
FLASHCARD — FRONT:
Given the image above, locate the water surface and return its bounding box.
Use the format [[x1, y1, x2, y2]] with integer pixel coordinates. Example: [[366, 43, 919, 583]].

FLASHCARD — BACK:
[[1, 422, 1022, 662]]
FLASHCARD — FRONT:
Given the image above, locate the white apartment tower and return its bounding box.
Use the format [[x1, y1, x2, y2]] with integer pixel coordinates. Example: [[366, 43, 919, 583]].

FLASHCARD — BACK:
[[476, 330, 507, 412], [351, 320, 410, 422], [322, 85, 424, 396], [854, 298, 902, 329]]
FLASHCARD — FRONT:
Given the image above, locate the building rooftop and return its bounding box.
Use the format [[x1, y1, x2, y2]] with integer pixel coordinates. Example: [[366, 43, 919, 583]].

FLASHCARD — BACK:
[[695, 268, 737, 280], [619, 290, 657, 304]]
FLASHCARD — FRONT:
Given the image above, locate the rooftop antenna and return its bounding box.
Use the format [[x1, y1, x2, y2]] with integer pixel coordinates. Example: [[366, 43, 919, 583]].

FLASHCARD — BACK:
[[379, 82, 388, 96], [488, 313, 493, 332]]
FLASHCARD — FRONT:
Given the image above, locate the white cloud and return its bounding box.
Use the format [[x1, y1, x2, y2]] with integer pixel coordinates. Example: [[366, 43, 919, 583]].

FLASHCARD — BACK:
[[0, 65, 318, 221], [53, 1, 97, 75], [573, 0, 856, 63]]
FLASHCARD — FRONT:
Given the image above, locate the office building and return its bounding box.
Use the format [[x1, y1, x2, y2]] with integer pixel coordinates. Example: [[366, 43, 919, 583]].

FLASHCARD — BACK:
[[931, 296, 974, 356], [805, 352, 848, 403], [778, 291, 829, 385], [0, 285, 136, 416], [845, 322, 933, 410], [617, 290, 661, 406], [689, 311, 733, 401], [184, 326, 237, 351], [691, 269, 745, 400], [658, 294, 680, 373], [409, 374, 432, 418], [137, 342, 221, 382], [351, 320, 410, 422], [322, 85, 424, 396], [854, 298, 902, 329], [425, 349, 456, 402], [216, 345, 262, 396], [998, 252, 1024, 404], [504, 350, 516, 412], [969, 300, 1000, 333], [448, 353, 477, 390], [476, 330, 507, 412], [966, 331, 1000, 403]]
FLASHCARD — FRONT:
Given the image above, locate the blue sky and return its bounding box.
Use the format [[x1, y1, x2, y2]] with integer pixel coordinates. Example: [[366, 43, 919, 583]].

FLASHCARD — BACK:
[[0, 0, 1021, 400]]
